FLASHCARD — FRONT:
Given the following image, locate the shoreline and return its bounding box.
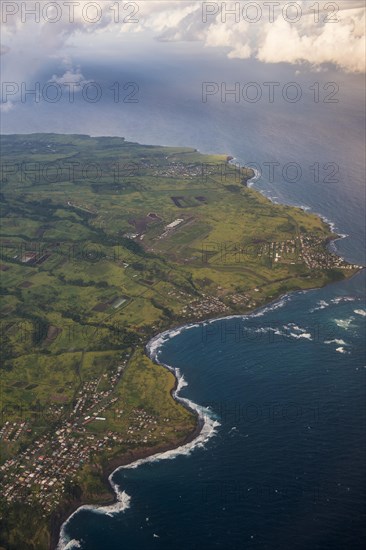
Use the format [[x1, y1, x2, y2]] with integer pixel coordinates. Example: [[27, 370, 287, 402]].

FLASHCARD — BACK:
[[0, 127, 363, 550], [52, 269, 364, 550], [50, 165, 363, 548], [52, 347, 207, 550], [51, 420, 203, 550], [52, 270, 364, 550]]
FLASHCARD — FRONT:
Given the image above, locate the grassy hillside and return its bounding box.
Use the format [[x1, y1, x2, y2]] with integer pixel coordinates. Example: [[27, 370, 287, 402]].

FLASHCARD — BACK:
[[0, 134, 358, 548]]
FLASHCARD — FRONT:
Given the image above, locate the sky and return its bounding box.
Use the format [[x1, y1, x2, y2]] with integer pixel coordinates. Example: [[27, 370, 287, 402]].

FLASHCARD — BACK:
[[1, 0, 365, 110], [0, 1, 365, 259]]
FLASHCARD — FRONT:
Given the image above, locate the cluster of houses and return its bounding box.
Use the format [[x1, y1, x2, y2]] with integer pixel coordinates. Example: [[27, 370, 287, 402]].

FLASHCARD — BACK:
[[259, 239, 299, 263], [149, 161, 208, 180], [0, 402, 167, 515], [1, 428, 102, 513], [0, 360, 130, 514], [300, 235, 361, 270], [229, 293, 258, 309], [123, 408, 162, 445], [0, 421, 29, 442], [214, 235, 361, 271], [182, 294, 231, 318], [137, 157, 239, 185]]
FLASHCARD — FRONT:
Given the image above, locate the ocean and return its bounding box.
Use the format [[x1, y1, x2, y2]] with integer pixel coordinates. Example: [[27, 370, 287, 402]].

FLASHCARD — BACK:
[[3, 40, 365, 550], [58, 269, 366, 550]]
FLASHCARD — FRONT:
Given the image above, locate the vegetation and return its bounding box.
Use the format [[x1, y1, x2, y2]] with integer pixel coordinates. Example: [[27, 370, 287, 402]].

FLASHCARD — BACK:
[[0, 134, 358, 548]]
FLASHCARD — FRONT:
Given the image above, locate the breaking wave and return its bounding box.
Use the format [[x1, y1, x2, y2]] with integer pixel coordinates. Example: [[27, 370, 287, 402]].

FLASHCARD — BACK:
[[58, 326, 219, 550], [324, 339, 348, 346], [334, 317, 355, 330], [354, 309, 366, 317]]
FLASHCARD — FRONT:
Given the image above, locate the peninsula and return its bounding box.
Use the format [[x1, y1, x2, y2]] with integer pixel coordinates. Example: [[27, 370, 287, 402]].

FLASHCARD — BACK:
[[0, 134, 361, 549]]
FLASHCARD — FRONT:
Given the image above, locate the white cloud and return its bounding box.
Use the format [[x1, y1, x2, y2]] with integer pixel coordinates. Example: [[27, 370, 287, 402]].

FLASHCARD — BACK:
[[256, 7, 366, 73], [1, 0, 365, 75], [153, 0, 366, 73], [50, 68, 90, 88], [0, 101, 15, 113]]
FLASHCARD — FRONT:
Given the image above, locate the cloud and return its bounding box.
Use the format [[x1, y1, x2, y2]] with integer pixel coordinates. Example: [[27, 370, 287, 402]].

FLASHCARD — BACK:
[[199, 0, 366, 73], [50, 68, 90, 88], [0, 101, 15, 113], [256, 5, 366, 73], [256, 11, 365, 72], [1, 0, 365, 75], [149, 0, 365, 73]]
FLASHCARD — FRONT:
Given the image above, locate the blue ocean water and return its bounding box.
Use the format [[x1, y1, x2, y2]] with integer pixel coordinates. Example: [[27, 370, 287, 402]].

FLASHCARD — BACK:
[[58, 123, 366, 550], [4, 40, 364, 550], [60, 270, 366, 550]]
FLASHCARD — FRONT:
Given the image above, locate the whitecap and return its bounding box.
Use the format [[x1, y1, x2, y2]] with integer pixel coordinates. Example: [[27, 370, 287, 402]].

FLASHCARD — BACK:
[[57, 290, 317, 548], [274, 329, 286, 337], [334, 318, 354, 330], [147, 323, 202, 360], [120, 398, 220, 470], [57, 489, 131, 549], [289, 332, 313, 340], [58, 537, 82, 550], [354, 309, 366, 317], [332, 296, 356, 304], [324, 339, 348, 346], [310, 300, 329, 312], [250, 295, 291, 318], [58, 341, 221, 550], [63, 541, 82, 550], [246, 167, 261, 186], [285, 324, 307, 333], [251, 326, 279, 335]]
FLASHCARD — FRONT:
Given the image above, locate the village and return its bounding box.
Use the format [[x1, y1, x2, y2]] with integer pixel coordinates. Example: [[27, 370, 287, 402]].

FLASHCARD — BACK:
[[203, 235, 361, 271], [299, 235, 360, 270], [0, 355, 166, 515], [142, 158, 240, 184]]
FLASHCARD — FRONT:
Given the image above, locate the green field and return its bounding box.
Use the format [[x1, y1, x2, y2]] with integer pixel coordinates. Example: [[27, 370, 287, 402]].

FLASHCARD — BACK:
[[0, 134, 358, 549]]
